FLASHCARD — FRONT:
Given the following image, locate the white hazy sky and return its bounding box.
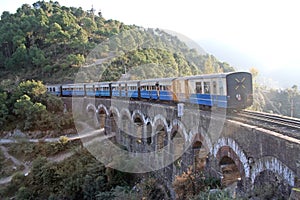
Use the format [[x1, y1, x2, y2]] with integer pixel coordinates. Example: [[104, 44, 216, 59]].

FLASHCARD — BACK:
[[1, 0, 300, 88]]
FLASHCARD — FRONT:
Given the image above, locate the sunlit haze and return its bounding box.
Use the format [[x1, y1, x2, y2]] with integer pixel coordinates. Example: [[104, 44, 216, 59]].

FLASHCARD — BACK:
[[1, 0, 299, 88]]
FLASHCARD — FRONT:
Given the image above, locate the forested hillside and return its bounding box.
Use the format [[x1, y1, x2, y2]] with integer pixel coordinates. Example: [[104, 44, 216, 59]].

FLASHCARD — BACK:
[[0, 1, 234, 84]]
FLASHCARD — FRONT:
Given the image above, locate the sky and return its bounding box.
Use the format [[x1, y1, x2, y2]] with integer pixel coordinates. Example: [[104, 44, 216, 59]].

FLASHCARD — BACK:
[[1, 0, 300, 88]]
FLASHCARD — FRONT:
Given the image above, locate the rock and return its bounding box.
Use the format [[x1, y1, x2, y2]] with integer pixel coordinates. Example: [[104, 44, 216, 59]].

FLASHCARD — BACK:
[[12, 129, 27, 138]]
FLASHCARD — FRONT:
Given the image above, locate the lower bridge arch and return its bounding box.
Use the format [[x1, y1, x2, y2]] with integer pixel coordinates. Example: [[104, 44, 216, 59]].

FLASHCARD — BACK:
[[190, 131, 212, 171], [86, 103, 97, 115], [97, 104, 109, 116], [212, 137, 250, 186], [251, 156, 295, 187], [97, 104, 108, 129], [108, 107, 120, 135]]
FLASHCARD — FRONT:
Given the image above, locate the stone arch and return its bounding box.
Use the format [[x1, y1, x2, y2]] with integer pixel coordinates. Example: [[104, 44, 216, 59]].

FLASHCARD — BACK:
[[120, 109, 132, 124], [170, 127, 185, 161], [132, 111, 145, 145], [145, 122, 152, 146], [189, 126, 212, 154], [191, 132, 211, 171], [252, 169, 292, 199], [86, 103, 99, 127], [86, 103, 97, 117], [97, 104, 108, 129], [218, 155, 242, 186], [152, 115, 169, 151], [251, 156, 295, 187], [132, 110, 146, 125], [153, 114, 169, 133], [120, 109, 131, 144], [108, 107, 120, 135], [155, 124, 168, 150], [212, 137, 250, 178], [97, 104, 109, 116], [109, 106, 120, 122], [171, 119, 188, 142]]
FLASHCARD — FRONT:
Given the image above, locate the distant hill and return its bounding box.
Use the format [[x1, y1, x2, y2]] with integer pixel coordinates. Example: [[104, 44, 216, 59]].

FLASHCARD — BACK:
[[0, 1, 234, 85]]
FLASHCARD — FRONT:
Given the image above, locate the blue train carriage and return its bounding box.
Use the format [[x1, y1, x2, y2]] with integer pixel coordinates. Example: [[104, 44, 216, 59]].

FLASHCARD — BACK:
[[226, 72, 253, 109], [187, 73, 229, 108], [95, 82, 111, 97], [111, 82, 120, 97], [140, 78, 173, 100], [46, 84, 61, 96], [85, 83, 96, 96], [125, 80, 140, 98], [62, 83, 85, 96], [140, 79, 158, 100], [158, 78, 175, 101]]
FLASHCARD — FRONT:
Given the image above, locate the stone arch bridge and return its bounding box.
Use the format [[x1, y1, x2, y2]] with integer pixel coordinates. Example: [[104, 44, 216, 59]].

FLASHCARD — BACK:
[[63, 97, 300, 198]]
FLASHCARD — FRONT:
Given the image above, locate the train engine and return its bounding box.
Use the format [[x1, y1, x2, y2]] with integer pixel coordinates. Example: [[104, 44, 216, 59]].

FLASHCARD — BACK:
[[226, 72, 253, 109]]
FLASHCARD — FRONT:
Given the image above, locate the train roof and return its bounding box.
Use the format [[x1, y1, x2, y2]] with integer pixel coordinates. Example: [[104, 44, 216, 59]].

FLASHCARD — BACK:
[[45, 84, 61, 87], [185, 71, 250, 80], [57, 72, 251, 87], [140, 77, 175, 84]]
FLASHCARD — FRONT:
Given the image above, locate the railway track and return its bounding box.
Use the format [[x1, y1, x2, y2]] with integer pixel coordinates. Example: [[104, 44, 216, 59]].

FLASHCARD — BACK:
[[228, 110, 300, 139]]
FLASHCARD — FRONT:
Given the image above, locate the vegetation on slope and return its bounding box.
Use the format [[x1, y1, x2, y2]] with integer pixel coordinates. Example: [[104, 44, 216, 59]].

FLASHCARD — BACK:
[[0, 1, 234, 84], [0, 79, 73, 132], [250, 68, 300, 118]]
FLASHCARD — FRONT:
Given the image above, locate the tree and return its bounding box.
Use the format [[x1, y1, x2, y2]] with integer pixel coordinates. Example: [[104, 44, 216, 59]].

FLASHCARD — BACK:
[[0, 92, 9, 127], [249, 67, 259, 81], [248, 67, 266, 111], [13, 80, 46, 103], [66, 54, 85, 67], [287, 85, 298, 117], [13, 94, 47, 130], [29, 46, 48, 67], [203, 55, 215, 74]]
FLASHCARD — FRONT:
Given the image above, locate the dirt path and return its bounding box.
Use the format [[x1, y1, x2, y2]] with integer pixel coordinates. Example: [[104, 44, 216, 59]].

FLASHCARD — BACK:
[[0, 124, 111, 185], [0, 145, 30, 185]]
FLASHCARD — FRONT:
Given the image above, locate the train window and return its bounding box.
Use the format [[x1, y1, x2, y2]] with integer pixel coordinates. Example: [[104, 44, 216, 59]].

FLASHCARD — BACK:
[[218, 80, 224, 95], [196, 82, 202, 94], [204, 82, 210, 94], [50, 88, 52, 92], [53, 87, 56, 92], [212, 81, 217, 94]]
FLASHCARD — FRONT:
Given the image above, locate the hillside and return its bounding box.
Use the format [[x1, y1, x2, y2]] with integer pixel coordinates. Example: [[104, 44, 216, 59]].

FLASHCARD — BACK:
[[0, 1, 234, 85]]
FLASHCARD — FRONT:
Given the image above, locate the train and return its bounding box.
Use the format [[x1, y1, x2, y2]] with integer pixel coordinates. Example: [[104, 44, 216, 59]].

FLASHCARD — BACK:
[[46, 71, 253, 110]]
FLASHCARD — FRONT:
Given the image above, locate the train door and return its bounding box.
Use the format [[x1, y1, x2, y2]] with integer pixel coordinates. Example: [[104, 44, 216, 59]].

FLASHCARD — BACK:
[[172, 78, 188, 102], [212, 79, 217, 106]]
